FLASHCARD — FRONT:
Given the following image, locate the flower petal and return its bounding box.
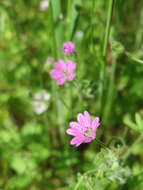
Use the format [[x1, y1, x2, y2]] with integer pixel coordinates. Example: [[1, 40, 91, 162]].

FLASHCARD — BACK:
[[66, 128, 81, 137], [69, 122, 83, 136], [54, 60, 66, 71], [77, 113, 85, 126], [70, 137, 84, 146], [84, 111, 91, 126], [66, 61, 76, 72], [84, 138, 93, 143], [50, 69, 62, 79], [92, 117, 100, 131], [69, 122, 81, 128], [67, 73, 75, 81], [56, 77, 66, 85]]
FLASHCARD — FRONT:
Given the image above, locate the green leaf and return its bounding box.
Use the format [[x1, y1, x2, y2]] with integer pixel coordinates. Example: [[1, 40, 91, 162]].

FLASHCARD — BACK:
[[11, 154, 37, 174], [135, 113, 142, 130], [28, 143, 50, 162], [123, 115, 139, 131], [124, 113, 143, 133], [11, 155, 27, 174], [66, 0, 82, 40]]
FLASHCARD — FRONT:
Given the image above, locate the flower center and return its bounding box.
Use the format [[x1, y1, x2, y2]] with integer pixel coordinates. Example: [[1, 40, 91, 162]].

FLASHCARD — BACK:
[[63, 71, 70, 78], [84, 128, 93, 138]]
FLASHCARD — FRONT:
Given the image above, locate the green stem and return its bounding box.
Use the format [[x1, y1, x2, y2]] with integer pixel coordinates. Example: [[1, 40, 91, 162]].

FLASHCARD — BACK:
[[66, 0, 72, 40], [103, 0, 114, 56], [98, 60, 105, 116], [50, 0, 63, 58], [102, 61, 117, 125], [90, 0, 96, 53], [73, 81, 83, 101], [85, 169, 97, 175], [74, 176, 84, 190], [107, 136, 125, 147], [60, 96, 70, 110], [2, 161, 8, 190], [125, 51, 143, 65], [86, 181, 94, 190], [95, 139, 109, 150], [50, 0, 65, 144]]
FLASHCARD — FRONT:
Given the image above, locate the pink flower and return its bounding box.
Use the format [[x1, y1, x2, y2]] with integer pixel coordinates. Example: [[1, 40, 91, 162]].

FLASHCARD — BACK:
[[66, 111, 100, 147], [50, 60, 76, 85], [63, 42, 75, 55]]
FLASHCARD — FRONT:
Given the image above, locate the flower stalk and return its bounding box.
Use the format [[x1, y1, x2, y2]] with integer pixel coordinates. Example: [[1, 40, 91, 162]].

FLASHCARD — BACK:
[[103, 0, 115, 56]]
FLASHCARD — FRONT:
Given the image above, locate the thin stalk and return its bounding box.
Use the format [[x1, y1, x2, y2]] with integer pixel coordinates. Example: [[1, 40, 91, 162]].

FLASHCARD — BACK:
[[95, 139, 109, 150], [102, 61, 117, 125], [103, 0, 114, 56], [98, 60, 105, 116], [85, 169, 97, 175], [66, 0, 73, 40], [74, 176, 84, 190], [60, 96, 70, 110], [86, 181, 94, 190], [2, 161, 8, 190], [107, 136, 125, 147], [135, 4, 143, 48], [50, 0, 63, 58], [125, 51, 143, 65], [50, 0, 65, 144], [73, 81, 83, 101], [90, 0, 96, 53]]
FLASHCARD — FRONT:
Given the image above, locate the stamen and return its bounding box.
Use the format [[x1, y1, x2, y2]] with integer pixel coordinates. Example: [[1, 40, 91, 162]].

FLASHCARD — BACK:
[[84, 128, 93, 138]]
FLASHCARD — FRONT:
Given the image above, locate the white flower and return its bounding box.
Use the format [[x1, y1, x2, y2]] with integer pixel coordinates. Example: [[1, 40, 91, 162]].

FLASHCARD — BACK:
[[39, 0, 49, 11], [33, 90, 51, 115], [33, 101, 48, 115], [34, 90, 51, 101]]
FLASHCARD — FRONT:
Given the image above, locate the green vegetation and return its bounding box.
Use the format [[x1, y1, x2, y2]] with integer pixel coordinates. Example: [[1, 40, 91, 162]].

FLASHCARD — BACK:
[[0, 0, 143, 189]]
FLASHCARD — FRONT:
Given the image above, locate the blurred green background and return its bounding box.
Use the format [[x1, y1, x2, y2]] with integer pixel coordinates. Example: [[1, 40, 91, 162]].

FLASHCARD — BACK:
[[0, 0, 143, 189]]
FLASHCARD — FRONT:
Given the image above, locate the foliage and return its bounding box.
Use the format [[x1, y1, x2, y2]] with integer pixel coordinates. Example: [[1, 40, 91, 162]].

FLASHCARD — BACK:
[[0, 0, 143, 189]]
